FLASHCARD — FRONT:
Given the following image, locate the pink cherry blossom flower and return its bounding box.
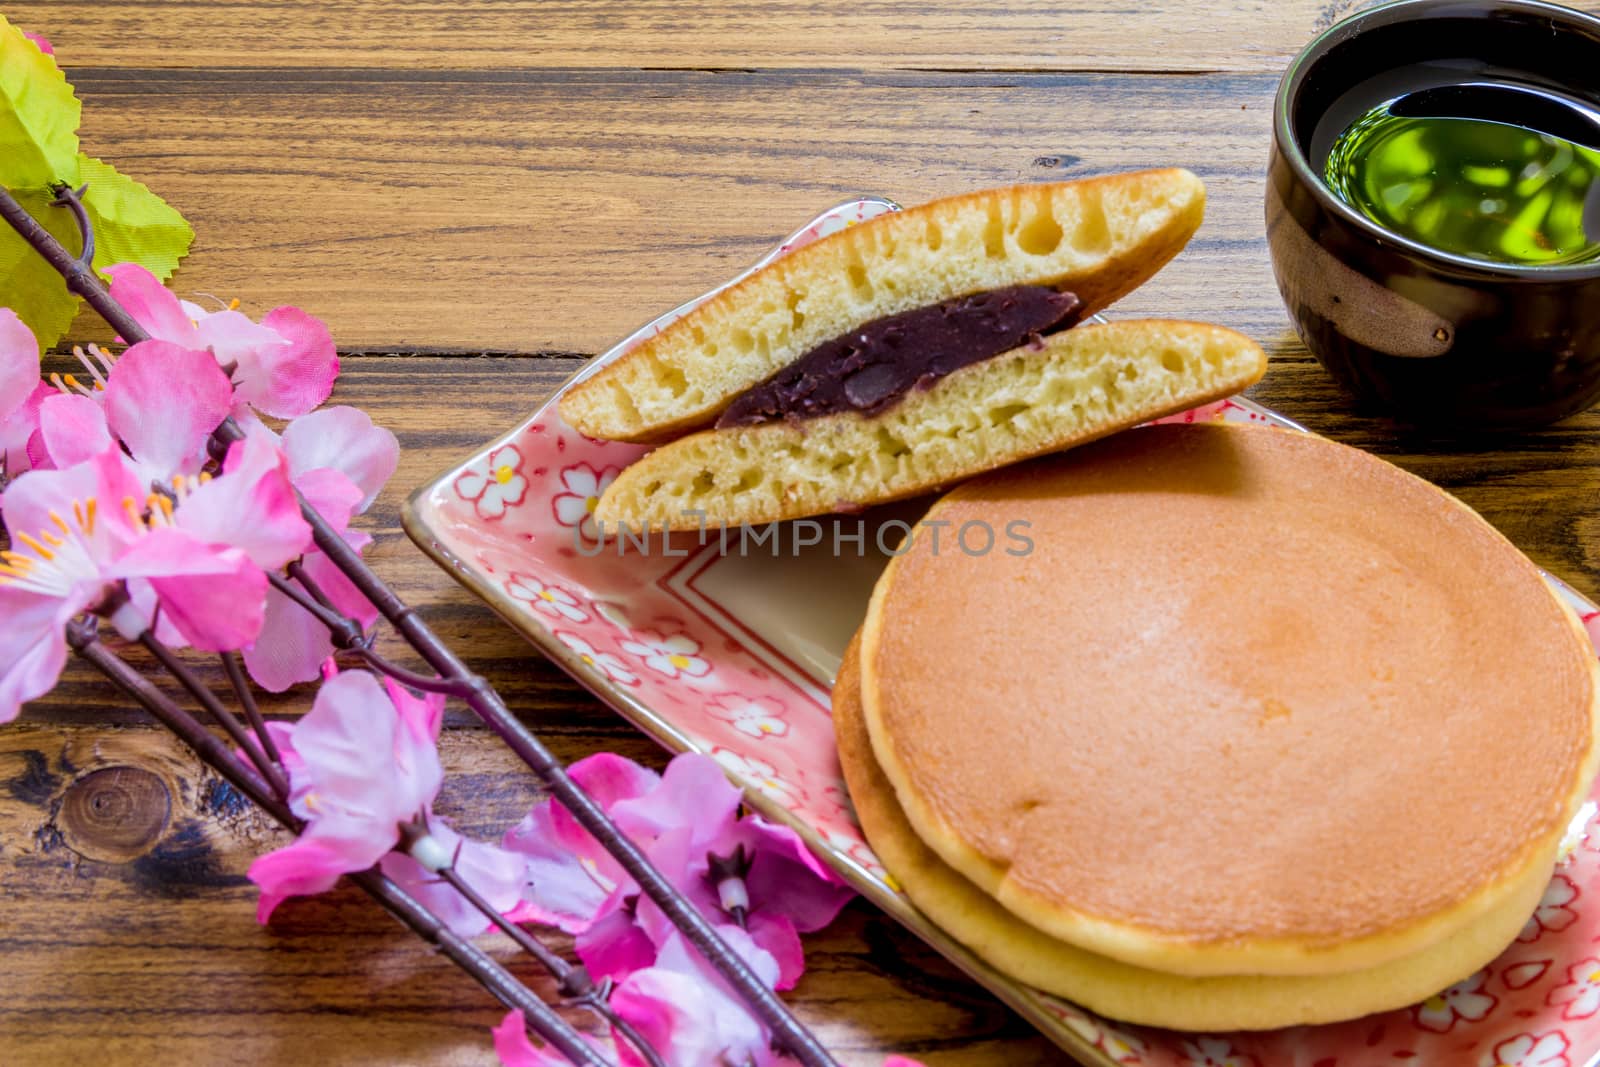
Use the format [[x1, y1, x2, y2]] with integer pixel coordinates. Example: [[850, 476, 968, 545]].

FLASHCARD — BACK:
[[706, 694, 789, 740], [1520, 874, 1580, 942], [1, 308, 39, 428], [281, 406, 398, 514], [507, 573, 589, 624], [241, 406, 396, 692], [1550, 958, 1600, 1020], [33, 339, 235, 488], [172, 429, 312, 570], [505, 751, 850, 992], [1491, 1031, 1571, 1067], [0, 446, 268, 721], [503, 752, 653, 933], [0, 310, 48, 479], [101, 339, 235, 483], [555, 632, 638, 686], [492, 1011, 585, 1067], [610, 930, 778, 1067], [1413, 967, 1496, 1032], [621, 628, 710, 680], [625, 760, 851, 990], [455, 444, 528, 520], [105, 262, 338, 420], [711, 748, 801, 809], [551, 462, 619, 541], [248, 670, 445, 920], [380, 819, 527, 937]]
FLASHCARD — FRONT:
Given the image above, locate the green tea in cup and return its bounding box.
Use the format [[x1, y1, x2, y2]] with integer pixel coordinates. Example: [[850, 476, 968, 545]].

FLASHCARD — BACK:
[[1323, 86, 1600, 266]]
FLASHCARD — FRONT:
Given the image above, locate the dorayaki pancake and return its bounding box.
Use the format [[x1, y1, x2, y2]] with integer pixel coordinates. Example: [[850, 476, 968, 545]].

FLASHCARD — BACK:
[[834, 633, 1554, 1029], [860, 422, 1600, 978], [560, 170, 1206, 443]]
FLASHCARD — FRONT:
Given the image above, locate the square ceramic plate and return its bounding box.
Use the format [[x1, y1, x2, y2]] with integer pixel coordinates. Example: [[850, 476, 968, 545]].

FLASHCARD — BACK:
[[404, 199, 1600, 1067]]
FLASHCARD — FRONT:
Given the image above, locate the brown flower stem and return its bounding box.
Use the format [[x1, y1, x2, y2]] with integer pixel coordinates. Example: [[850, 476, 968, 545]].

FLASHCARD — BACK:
[[220, 651, 287, 777], [267, 570, 361, 644], [138, 631, 288, 799], [0, 186, 150, 344], [425, 861, 669, 1067], [66, 622, 612, 1067], [3, 182, 839, 1067]]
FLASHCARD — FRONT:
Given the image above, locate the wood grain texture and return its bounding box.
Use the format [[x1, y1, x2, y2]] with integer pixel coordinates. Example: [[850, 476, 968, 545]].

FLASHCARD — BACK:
[[9, 1, 1600, 1062], [10, 1, 1374, 73], [52, 66, 1287, 353]]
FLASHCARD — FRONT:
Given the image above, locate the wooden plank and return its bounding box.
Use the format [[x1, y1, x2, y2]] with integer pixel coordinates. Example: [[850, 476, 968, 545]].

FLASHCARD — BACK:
[[9, 1, 1381, 75], [48, 67, 1292, 353]]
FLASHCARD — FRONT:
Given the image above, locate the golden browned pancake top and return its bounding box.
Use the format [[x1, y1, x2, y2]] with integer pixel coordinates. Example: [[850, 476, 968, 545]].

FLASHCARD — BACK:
[[865, 423, 1596, 951]]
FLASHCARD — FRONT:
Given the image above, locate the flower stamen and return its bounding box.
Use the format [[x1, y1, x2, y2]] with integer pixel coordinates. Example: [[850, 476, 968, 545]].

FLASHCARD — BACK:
[[15, 531, 55, 560], [48, 371, 95, 398], [0, 495, 105, 596], [70, 344, 116, 388]]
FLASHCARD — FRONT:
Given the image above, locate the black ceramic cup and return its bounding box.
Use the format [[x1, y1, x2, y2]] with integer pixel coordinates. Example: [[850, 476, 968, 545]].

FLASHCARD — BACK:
[[1268, 0, 1600, 429]]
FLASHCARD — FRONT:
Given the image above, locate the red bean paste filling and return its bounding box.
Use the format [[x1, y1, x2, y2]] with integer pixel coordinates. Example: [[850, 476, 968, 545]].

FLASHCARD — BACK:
[[715, 285, 1084, 427]]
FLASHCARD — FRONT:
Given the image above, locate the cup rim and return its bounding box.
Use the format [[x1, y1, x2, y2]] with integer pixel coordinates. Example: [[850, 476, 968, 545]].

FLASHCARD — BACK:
[[1273, 0, 1600, 280]]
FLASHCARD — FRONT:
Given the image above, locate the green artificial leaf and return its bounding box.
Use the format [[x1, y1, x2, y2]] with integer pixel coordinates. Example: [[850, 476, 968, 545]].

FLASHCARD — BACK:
[[0, 25, 195, 349], [78, 155, 195, 282], [0, 185, 88, 348], [0, 158, 196, 348], [0, 15, 80, 188]]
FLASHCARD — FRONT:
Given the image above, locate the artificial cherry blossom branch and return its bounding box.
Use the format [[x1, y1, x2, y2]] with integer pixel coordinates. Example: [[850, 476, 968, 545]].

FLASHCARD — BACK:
[[253, 480, 839, 1067], [1, 182, 842, 1067], [63, 621, 610, 1066]]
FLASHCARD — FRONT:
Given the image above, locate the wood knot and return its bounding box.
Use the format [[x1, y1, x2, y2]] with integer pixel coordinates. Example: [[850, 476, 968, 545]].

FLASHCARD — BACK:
[[58, 766, 172, 863]]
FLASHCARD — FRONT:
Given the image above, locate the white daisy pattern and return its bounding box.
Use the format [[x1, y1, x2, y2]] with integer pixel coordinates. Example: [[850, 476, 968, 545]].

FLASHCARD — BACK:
[[1549, 958, 1600, 1020], [551, 462, 620, 541], [1488, 1030, 1570, 1067], [621, 628, 711, 680], [1519, 875, 1580, 943], [506, 573, 589, 624], [1415, 969, 1497, 1032], [712, 748, 801, 809], [705, 693, 789, 740], [555, 631, 638, 687], [1181, 1037, 1254, 1067], [453, 444, 529, 520]]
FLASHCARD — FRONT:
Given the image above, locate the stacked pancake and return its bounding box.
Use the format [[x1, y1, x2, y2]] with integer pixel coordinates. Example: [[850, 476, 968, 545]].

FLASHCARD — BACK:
[[561, 170, 1268, 530], [836, 423, 1600, 1030]]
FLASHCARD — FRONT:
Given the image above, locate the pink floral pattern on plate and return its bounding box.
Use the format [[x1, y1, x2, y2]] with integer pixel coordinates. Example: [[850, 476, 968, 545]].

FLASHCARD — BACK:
[[404, 198, 1600, 1066]]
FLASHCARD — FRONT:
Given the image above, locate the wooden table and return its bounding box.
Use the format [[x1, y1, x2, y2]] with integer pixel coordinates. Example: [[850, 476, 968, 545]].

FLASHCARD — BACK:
[[6, 2, 1600, 1063]]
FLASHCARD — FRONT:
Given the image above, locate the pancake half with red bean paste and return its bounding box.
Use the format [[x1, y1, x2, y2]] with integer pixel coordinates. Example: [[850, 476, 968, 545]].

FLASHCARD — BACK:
[[559, 171, 1267, 530]]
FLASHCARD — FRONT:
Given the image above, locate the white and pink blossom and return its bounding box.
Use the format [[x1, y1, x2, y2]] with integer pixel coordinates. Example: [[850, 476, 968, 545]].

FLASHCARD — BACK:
[[455, 444, 528, 520], [621, 628, 710, 680], [551, 462, 618, 541], [705, 693, 789, 739], [507, 573, 589, 624]]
